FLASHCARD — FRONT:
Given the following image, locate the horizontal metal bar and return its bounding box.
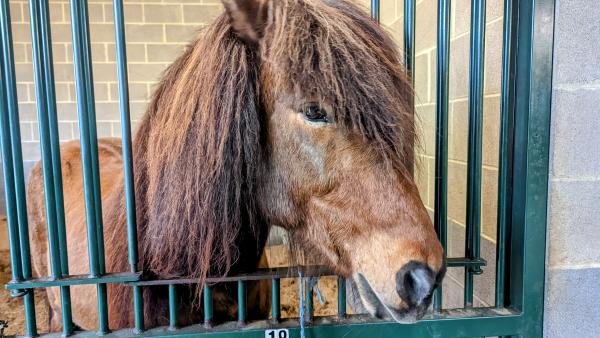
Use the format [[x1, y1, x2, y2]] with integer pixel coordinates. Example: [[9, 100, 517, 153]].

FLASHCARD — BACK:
[[35, 308, 523, 338], [446, 257, 487, 268], [6, 272, 140, 290], [129, 266, 336, 286]]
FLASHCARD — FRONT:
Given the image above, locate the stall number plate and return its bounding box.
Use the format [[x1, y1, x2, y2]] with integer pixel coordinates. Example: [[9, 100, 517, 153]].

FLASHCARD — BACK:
[[265, 328, 289, 338]]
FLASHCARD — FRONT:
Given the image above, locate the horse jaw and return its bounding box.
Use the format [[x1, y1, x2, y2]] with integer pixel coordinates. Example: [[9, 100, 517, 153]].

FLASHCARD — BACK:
[[346, 273, 422, 324]]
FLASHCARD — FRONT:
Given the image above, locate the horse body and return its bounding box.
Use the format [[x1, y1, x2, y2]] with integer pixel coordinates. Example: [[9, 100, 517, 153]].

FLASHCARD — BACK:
[[28, 0, 445, 331]]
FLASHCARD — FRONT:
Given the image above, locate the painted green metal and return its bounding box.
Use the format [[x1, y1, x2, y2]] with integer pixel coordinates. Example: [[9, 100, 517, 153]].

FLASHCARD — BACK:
[[433, 0, 451, 312], [496, 0, 517, 310], [305, 279, 314, 323], [112, 0, 139, 275], [0, 0, 556, 336], [370, 0, 379, 22], [204, 285, 213, 328], [112, 0, 144, 331], [271, 278, 280, 323], [464, 0, 486, 307], [337, 277, 346, 318], [0, 1, 38, 335], [237, 281, 246, 325], [169, 285, 178, 330], [134, 285, 145, 333], [69, 0, 109, 332], [28, 1, 74, 333], [403, 0, 415, 84], [6, 271, 141, 289]]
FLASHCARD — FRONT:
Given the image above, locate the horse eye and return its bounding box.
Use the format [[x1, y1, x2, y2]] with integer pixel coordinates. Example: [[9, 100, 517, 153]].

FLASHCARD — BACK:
[[301, 104, 329, 123]]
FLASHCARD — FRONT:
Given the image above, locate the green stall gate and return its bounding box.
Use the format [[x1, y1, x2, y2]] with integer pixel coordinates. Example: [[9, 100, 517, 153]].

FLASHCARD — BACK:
[[0, 0, 555, 337]]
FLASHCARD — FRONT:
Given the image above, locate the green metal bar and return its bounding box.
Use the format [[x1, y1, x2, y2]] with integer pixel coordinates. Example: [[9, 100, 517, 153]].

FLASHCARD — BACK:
[[464, 0, 486, 307], [403, 0, 415, 83], [112, 1, 144, 329], [21, 308, 525, 338], [271, 278, 280, 323], [370, 0, 379, 22], [508, 1, 555, 336], [30, 0, 73, 335], [168, 285, 178, 330], [133, 286, 145, 333], [0, 1, 38, 335], [203, 285, 213, 328], [433, 0, 451, 311], [337, 277, 346, 318], [112, 0, 138, 275], [77, 0, 106, 275], [237, 281, 246, 325], [495, 0, 517, 310], [6, 271, 141, 289], [305, 278, 314, 323], [28, 1, 74, 333], [69, 0, 109, 333]]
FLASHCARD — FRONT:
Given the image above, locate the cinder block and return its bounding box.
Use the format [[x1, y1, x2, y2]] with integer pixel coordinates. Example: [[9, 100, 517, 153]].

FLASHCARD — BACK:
[[447, 160, 467, 225], [182, 4, 223, 24], [545, 268, 600, 337], [550, 88, 600, 177], [548, 180, 600, 267], [415, 0, 437, 52], [414, 52, 430, 103], [146, 43, 185, 62], [125, 24, 164, 43], [128, 63, 168, 82], [144, 4, 182, 23], [449, 34, 470, 99], [415, 103, 435, 157], [165, 24, 200, 43], [553, 0, 600, 85]]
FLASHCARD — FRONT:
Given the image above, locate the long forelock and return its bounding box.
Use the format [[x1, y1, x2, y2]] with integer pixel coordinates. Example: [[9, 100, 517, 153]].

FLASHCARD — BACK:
[[263, 0, 417, 176]]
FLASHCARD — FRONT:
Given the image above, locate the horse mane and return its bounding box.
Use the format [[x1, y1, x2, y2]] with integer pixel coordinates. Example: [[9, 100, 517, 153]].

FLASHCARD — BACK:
[[132, 14, 264, 283]]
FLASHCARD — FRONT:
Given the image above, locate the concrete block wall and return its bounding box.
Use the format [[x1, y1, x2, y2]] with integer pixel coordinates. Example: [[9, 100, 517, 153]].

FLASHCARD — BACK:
[[544, 0, 600, 337]]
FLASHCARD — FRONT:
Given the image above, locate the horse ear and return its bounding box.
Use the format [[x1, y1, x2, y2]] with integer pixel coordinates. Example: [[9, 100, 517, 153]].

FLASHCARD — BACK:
[[221, 0, 268, 43]]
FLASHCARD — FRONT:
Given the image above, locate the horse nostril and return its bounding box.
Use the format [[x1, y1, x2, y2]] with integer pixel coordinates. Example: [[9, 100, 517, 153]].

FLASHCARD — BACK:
[[396, 262, 435, 307]]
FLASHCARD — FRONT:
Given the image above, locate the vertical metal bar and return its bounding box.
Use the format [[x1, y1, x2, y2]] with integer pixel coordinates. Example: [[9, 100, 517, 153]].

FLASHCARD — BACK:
[[371, 0, 380, 22], [403, 0, 416, 83], [337, 277, 346, 318], [0, 1, 37, 335], [28, 1, 74, 333], [133, 286, 144, 333], [112, 0, 138, 275], [433, 0, 451, 311], [271, 278, 280, 323], [77, 0, 106, 274], [69, 0, 109, 333], [464, 0, 486, 307], [305, 279, 313, 323], [168, 285, 178, 330], [495, 0, 517, 310], [203, 284, 213, 328], [237, 281, 247, 325], [112, 0, 144, 331]]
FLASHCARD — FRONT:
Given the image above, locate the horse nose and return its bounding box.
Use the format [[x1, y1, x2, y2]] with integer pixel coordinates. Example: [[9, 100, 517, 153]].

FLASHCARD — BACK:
[[395, 261, 436, 307]]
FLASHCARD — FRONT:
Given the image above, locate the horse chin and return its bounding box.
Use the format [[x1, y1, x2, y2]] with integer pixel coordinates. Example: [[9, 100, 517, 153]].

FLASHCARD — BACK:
[[346, 272, 423, 324]]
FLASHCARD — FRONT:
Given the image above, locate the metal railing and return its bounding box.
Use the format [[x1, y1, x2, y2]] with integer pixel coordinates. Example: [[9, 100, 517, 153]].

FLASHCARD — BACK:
[[0, 0, 555, 337]]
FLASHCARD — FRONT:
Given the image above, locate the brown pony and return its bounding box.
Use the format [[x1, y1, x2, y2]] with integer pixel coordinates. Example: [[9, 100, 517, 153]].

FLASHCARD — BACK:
[[27, 0, 445, 331]]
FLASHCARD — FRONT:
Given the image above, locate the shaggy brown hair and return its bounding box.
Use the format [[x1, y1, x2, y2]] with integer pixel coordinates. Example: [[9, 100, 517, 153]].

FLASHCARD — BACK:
[[106, 0, 416, 326], [263, 0, 415, 176]]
